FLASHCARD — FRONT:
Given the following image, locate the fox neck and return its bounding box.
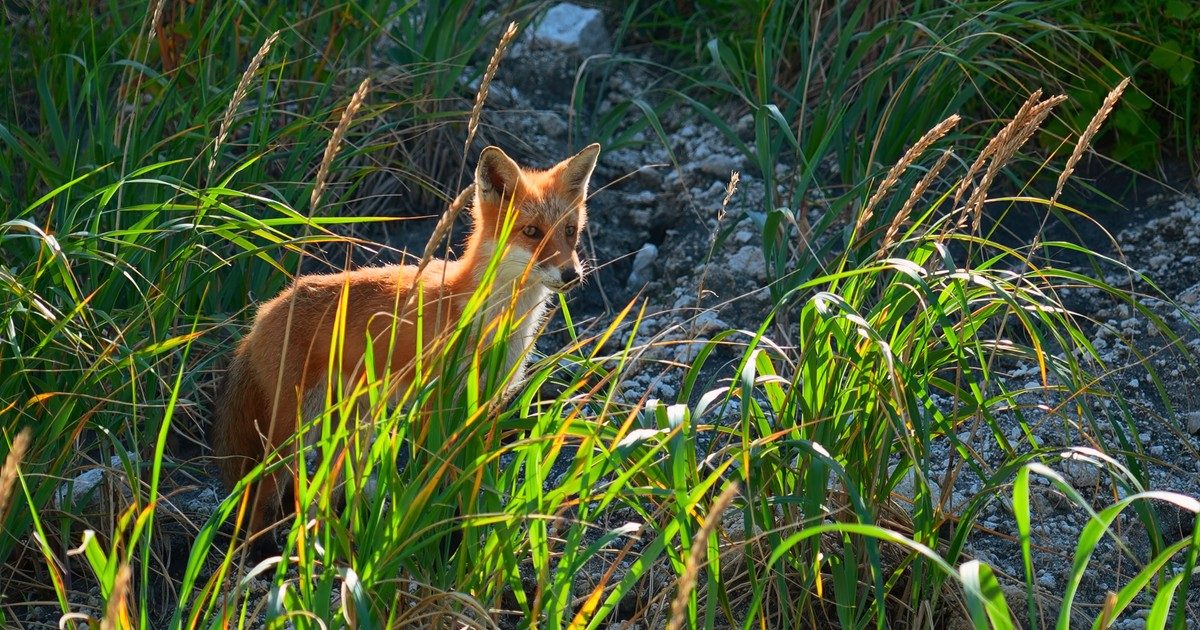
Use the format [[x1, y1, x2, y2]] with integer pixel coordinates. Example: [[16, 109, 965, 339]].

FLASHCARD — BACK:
[[459, 240, 552, 384]]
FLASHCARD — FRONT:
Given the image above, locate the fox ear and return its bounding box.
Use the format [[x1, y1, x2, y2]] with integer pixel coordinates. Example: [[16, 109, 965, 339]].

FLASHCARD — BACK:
[[558, 143, 601, 199], [475, 146, 521, 203]]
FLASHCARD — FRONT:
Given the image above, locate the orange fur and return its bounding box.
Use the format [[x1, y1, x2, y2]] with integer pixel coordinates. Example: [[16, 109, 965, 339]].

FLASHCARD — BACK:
[[210, 144, 601, 545]]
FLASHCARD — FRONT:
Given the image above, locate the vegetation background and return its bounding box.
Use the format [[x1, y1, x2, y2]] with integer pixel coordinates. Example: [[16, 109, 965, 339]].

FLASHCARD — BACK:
[[1, 0, 1198, 628]]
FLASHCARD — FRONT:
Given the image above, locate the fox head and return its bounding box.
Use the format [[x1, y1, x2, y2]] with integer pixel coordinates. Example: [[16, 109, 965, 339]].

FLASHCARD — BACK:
[[469, 143, 601, 293]]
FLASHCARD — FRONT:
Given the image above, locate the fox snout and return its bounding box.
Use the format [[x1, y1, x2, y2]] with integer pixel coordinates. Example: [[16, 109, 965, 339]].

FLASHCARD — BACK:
[[559, 265, 580, 287], [543, 262, 582, 292]]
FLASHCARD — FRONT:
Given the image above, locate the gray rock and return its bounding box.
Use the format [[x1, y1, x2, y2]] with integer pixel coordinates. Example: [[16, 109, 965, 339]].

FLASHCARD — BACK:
[[698, 153, 741, 180], [634, 164, 664, 187], [1180, 280, 1200, 303], [1062, 459, 1099, 488], [1185, 411, 1200, 434], [1037, 571, 1056, 590], [54, 467, 106, 510], [627, 242, 658, 289], [54, 454, 133, 509], [628, 190, 656, 206], [538, 111, 567, 137], [727, 245, 767, 282], [693, 309, 728, 335], [674, 339, 706, 363], [529, 3, 610, 58]]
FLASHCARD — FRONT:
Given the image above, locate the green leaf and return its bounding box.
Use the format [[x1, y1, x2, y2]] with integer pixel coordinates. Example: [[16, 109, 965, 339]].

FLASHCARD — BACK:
[[1168, 58, 1194, 86], [1146, 573, 1185, 629], [960, 560, 1016, 630], [1148, 40, 1182, 70], [1165, 0, 1191, 20], [1125, 88, 1153, 111]]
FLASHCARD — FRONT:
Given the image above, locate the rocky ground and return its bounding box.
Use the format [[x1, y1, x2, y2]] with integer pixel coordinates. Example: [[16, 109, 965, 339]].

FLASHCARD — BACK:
[[19, 2, 1200, 628], [941, 188, 1200, 629]]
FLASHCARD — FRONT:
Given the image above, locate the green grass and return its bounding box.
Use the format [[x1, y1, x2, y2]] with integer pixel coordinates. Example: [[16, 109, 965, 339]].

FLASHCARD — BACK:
[[3, 0, 1200, 628]]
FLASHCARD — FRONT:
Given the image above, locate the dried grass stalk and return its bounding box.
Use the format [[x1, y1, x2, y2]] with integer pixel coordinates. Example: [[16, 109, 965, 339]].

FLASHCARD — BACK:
[[958, 91, 1066, 232], [880, 148, 954, 254], [310, 77, 371, 213], [694, 171, 740, 316], [408, 21, 520, 303], [464, 21, 518, 159], [1052, 77, 1130, 205], [667, 481, 740, 630], [0, 428, 30, 523], [952, 90, 1043, 214], [147, 0, 167, 40], [720, 170, 740, 215], [856, 114, 960, 235], [210, 30, 280, 176]]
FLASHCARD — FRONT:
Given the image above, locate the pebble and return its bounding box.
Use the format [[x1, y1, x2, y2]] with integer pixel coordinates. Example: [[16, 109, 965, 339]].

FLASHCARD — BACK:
[[629, 190, 656, 205], [693, 310, 727, 335], [538, 112, 567, 137], [1037, 572, 1056, 589]]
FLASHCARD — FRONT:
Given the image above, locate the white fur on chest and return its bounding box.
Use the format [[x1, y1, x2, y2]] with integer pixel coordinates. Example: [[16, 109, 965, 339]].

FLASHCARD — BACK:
[[503, 284, 551, 378], [482, 252, 553, 386]]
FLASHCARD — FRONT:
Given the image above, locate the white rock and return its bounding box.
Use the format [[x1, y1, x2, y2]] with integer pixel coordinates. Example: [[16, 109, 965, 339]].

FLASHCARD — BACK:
[[529, 3, 610, 57]]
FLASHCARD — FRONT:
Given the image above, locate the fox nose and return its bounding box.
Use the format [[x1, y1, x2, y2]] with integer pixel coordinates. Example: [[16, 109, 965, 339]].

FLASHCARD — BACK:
[[560, 267, 580, 286]]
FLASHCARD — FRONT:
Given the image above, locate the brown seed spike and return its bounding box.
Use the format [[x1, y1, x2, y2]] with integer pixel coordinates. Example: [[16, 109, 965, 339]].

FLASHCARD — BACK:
[[1053, 77, 1130, 206], [211, 31, 281, 178], [310, 77, 371, 214], [857, 114, 960, 238]]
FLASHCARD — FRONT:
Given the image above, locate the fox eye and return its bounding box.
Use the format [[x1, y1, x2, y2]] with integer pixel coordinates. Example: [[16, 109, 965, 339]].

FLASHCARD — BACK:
[[565, 225, 577, 238], [522, 225, 543, 239]]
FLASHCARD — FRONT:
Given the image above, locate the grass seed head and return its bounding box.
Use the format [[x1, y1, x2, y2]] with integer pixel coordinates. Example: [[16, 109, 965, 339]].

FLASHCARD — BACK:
[[210, 30, 280, 177], [1053, 77, 1130, 205], [310, 77, 372, 213]]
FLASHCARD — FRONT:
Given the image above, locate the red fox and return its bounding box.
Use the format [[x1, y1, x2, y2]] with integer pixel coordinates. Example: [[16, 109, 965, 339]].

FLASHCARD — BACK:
[[209, 143, 601, 545]]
